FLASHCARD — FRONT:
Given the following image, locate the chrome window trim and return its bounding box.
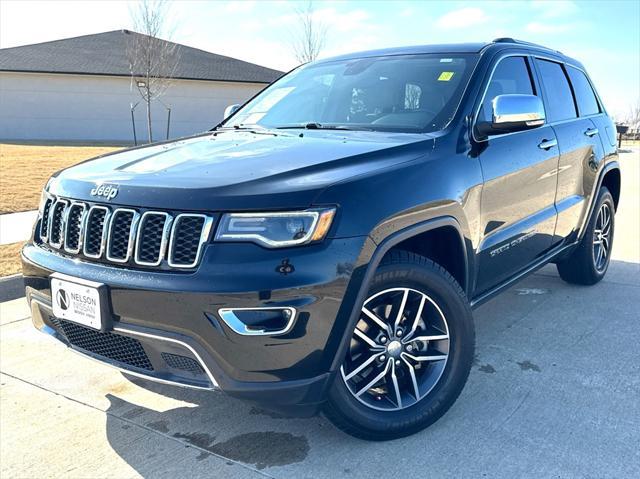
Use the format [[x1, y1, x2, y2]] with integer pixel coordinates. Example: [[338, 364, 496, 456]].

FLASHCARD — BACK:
[[82, 205, 111, 259], [48, 198, 69, 249], [564, 63, 605, 117], [63, 202, 87, 254], [471, 53, 541, 144], [217, 307, 297, 336], [106, 208, 140, 263], [167, 214, 214, 269], [134, 211, 172, 266], [472, 51, 608, 143]]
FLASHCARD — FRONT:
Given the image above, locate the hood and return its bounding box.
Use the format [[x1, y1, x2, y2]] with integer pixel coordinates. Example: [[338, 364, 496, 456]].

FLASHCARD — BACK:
[[49, 130, 433, 210]]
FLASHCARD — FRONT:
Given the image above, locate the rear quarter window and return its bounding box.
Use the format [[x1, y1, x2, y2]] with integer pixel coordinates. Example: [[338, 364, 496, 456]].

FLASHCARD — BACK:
[[566, 66, 601, 116], [535, 59, 577, 122]]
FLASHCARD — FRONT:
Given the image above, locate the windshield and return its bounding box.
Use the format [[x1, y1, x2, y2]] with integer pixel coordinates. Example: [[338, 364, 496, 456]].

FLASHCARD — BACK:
[[224, 53, 477, 133]]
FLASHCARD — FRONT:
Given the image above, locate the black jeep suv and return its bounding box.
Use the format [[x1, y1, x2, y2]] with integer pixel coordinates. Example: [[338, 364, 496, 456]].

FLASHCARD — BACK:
[[23, 38, 620, 440]]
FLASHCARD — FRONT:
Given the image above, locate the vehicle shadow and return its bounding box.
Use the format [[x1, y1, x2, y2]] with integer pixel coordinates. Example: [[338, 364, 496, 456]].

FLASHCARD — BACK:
[[102, 259, 640, 476]]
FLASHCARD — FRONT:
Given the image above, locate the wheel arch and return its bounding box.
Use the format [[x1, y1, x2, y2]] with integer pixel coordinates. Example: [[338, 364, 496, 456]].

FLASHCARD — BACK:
[[601, 166, 621, 210], [329, 216, 472, 373], [578, 160, 621, 242]]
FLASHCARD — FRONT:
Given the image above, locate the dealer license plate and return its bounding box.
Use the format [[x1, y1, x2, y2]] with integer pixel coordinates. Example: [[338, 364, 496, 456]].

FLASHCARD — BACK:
[[51, 274, 104, 330]]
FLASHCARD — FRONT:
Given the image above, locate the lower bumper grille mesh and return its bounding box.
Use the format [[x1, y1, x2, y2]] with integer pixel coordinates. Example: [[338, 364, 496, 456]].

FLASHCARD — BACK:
[[161, 352, 205, 374], [50, 318, 153, 371]]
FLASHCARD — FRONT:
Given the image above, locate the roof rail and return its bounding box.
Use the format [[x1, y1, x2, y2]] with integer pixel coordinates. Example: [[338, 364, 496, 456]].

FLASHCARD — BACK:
[[492, 37, 562, 54]]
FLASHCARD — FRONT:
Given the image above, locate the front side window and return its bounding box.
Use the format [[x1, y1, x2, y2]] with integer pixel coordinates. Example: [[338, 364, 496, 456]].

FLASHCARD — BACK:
[[479, 56, 535, 123], [566, 66, 600, 117], [536, 59, 577, 122], [224, 54, 477, 133]]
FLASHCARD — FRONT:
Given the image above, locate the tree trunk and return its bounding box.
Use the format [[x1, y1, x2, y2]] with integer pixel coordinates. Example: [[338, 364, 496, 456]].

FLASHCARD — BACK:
[[146, 94, 153, 143]]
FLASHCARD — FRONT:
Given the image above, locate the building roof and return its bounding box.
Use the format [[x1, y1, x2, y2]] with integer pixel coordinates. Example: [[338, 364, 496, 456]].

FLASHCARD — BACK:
[[0, 30, 283, 84]]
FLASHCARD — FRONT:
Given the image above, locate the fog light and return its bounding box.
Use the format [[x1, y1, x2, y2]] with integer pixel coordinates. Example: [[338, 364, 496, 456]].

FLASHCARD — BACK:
[[217, 307, 296, 336]]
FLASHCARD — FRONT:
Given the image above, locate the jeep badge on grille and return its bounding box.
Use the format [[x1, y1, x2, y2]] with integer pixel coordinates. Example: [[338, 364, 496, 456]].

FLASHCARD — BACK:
[[90, 184, 118, 200]]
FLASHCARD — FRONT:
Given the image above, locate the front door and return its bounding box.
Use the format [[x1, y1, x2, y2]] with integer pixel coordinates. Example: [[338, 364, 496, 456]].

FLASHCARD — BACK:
[[474, 55, 559, 293]]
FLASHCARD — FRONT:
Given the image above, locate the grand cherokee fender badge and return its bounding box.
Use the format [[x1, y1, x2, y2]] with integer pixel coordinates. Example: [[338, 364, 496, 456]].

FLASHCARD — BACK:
[[90, 184, 118, 200]]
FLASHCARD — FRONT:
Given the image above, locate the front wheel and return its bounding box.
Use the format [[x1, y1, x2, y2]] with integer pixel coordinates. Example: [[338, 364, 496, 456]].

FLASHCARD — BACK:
[[324, 251, 475, 440]]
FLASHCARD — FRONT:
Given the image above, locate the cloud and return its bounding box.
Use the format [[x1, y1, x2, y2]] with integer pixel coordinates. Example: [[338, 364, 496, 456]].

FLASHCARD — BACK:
[[531, 0, 578, 18], [436, 7, 489, 29], [398, 7, 414, 18], [314, 7, 372, 33], [224, 1, 256, 14], [525, 21, 582, 34]]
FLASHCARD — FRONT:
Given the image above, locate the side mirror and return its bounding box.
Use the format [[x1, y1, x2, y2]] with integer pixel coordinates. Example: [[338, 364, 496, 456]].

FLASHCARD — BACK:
[[223, 104, 241, 119], [477, 94, 545, 137]]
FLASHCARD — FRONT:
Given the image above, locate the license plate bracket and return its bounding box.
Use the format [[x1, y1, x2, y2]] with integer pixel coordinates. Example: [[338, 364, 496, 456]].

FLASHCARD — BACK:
[[50, 273, 113, 332]]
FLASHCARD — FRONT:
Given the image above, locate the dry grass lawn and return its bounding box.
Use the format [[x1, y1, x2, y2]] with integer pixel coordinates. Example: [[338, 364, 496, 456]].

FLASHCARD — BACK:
[[0, 242, 24, 276], [0, 143, 124, 214]]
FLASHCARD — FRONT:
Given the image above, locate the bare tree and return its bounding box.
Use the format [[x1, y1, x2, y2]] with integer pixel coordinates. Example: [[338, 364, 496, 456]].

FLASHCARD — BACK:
[[290, 1, 327, 64], [625, 100, 640, 129], [126, 0, 180, 142]]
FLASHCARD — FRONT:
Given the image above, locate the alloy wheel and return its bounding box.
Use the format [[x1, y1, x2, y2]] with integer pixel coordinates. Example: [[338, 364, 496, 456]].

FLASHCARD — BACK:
[[340, 287, 450, 411], [593, 203, 612, 272]]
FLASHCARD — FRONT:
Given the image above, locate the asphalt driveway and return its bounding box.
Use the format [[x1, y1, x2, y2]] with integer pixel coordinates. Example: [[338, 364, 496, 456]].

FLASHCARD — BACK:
[[1, 148, 638, 478]]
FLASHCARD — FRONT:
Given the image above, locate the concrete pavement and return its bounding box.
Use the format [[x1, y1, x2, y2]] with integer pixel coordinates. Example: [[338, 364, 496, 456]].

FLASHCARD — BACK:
[[1, 148, 638, 478]]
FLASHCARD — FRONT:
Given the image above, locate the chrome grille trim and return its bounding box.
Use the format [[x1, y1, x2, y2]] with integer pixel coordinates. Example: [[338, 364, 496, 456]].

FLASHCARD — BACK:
[[37, 195, 213, 270], [63, 202, 87, 254], [134, 211, 172, 266], [167, 214, 214, 269], [82, 206, 111, 259], [106, 209, 140, 263], [40, 195, 54, 242], [48, 199, 69, 249]]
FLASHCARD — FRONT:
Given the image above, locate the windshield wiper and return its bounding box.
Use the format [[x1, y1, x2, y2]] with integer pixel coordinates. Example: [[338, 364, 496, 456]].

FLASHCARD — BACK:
[[214, 123, 279, 136], [276, 122, 357, 131]]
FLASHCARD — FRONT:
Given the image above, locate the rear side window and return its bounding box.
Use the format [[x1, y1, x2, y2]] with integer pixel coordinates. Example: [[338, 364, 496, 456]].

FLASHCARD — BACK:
[[479, 56, 535, 122], [566, 67, 600, 116], [536, 59, 577, 122]]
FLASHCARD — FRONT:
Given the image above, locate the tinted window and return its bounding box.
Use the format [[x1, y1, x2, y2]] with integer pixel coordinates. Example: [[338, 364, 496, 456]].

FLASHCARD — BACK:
[[567, 67, 600, 116], [536, 60, 577, 122], [479, 56, 535, 122], [226, 54, 477, 133]]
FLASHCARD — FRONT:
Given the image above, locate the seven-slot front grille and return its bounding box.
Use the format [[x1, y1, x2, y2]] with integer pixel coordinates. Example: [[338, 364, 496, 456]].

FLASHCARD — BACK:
[[38, 196, 213, 270]]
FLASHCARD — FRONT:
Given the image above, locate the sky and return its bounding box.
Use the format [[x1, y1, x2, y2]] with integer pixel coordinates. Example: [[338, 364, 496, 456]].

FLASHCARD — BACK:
[[1, 0, 639, 119]]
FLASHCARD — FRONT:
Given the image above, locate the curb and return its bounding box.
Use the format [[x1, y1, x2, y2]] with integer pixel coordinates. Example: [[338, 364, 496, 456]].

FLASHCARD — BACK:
[[0, 274, 25, 302]]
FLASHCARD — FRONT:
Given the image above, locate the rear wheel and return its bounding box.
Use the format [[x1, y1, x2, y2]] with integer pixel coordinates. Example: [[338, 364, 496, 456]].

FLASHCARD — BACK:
[[324, 251, 474, 440], [557, 187, 615, 285]]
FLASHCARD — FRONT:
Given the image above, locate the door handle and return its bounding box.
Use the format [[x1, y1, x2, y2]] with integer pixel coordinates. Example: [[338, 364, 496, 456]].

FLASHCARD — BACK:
[[584, 128, 599, 137], [538, 139, 558, 150]]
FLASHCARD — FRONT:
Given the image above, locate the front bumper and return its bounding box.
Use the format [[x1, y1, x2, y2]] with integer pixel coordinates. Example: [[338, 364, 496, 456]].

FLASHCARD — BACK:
[[22, 235, 369, 415]]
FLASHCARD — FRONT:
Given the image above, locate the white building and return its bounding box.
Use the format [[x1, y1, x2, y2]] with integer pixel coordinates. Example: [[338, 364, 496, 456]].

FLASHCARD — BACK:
[[0, 30, 282, 143]]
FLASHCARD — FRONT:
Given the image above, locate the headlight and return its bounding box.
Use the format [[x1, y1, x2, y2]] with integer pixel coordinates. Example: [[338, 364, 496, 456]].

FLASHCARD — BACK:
[[215, 208, 336, 248]]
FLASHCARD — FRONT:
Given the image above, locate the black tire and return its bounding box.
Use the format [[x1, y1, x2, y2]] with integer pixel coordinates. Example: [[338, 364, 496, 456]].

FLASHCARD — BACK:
[[556, 187, 615, 285], [324, 250, 475, 441]]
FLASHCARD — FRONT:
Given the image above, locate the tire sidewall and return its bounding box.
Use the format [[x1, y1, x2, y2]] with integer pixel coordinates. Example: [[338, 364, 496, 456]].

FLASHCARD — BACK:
[[588, 189, 615, 279], [327, 258, 474, 438]]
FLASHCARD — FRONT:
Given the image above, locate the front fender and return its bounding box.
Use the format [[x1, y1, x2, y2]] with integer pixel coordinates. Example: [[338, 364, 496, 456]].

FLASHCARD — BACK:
[[326, 216, 471, 376]]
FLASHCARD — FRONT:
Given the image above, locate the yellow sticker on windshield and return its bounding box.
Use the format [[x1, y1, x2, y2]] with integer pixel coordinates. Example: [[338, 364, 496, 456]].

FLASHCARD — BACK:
[[438, 71, 455, 81]]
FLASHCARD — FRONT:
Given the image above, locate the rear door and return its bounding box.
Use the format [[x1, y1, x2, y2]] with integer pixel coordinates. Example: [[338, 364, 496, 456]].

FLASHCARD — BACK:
[[533, 59, 606, 243], [474, 55, 559, 293]]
